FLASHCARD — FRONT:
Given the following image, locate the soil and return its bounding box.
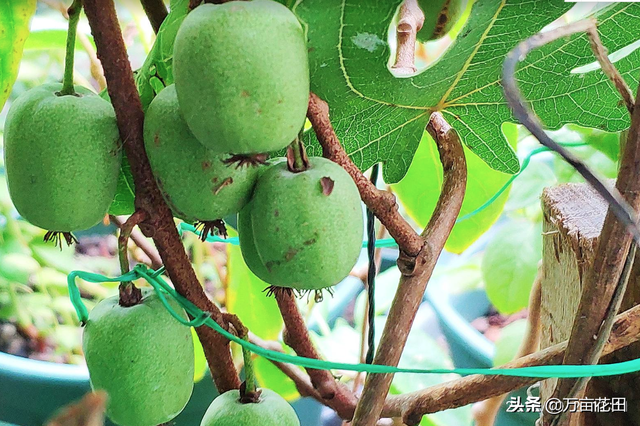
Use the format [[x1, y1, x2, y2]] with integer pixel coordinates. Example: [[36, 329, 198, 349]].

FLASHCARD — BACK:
[[0, 321, 75, 364]]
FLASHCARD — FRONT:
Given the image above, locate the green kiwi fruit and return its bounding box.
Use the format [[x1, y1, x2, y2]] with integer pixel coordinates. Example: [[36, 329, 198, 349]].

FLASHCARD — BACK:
[[3, 83, 121, 234], [83, 288, 194, 426], [239, 157, 363, 290], [144, 85, 260, 223], [173, 0, 309, 154], [200, 389, 300, 426]]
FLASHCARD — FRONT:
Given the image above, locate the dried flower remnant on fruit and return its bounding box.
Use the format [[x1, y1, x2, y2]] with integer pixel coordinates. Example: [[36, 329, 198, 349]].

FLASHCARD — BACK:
[[194, 220, 228, 241], [118, 283, 143, 307], [44, 231, 78, 249], [223, 153, 269, 169], [239, 381, 262, 404]]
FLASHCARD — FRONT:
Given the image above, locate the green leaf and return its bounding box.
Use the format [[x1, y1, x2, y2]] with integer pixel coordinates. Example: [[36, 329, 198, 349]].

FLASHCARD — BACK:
[[393, 123, 517, 253], [136, 0, 189, 109], [192, 328, 208, 382], [23, 29, 95, 51], [297, 0, 640, 183], [564, 124, 621, 162], [226, 231, 283, 341], [482, 219, 542, 314], [504, 158, 556, 212], [554, 144, 619, 183], [108, 156, 136, 215], [0, 252, 39, 283], [548, 125, 621, 184], [0, 0, 36, 111], [493, 318, 527, 366]]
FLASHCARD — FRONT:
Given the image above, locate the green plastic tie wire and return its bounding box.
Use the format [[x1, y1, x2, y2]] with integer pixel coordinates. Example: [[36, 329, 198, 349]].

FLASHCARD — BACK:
[[179, 142, 588, 248], [67, 264, 640, 379], [178, 223, 399, 248]]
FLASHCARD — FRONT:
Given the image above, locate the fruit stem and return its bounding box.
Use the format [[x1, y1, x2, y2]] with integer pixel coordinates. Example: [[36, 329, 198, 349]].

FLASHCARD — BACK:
[[241, 333, 258, 395], [118, 282, 143, 307], [59, 0, 83, 97], [286, 134, 310, 173], [117, 210, 147, 306], [223, 313, 259, 401]]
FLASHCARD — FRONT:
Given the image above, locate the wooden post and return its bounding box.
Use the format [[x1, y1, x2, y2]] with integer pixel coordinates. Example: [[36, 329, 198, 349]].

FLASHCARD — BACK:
[[541, 182, 639, 426]]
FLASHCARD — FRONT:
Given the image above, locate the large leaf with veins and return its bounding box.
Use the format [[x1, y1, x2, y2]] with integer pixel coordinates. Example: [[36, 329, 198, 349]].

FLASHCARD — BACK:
[[296, 0, 640, 183]]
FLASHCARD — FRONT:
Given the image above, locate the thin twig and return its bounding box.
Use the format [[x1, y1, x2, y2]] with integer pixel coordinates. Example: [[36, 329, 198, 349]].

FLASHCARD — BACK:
[[275, 291, 359, 419], [502, 19, 640, 245], [116, 210, 148, 277], [110, 215, 163, 270], [392, 0, 424, 76], [585, 25, 635, 113], [383, 302, 640, 425], [83, 0, 241, 393], [351, 113, 467, 426], [80, 34, 107, 90], [307, 93, 424, 259], [140, 0, 168, 34], [45, 391, 107, 426]]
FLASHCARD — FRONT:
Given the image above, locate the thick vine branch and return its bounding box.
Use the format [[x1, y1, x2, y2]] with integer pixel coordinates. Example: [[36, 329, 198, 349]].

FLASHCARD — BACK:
[[382, 302, 640, 425], [351, 112, 467, 426], [307, 93, 424, 258], [275, 291, 359, 419], [549, 243, 636, 426], [502, 18, 640, 423], [392, 0, 424, 75], [83, 0, 241, 392], [140, 0, 168, 34]]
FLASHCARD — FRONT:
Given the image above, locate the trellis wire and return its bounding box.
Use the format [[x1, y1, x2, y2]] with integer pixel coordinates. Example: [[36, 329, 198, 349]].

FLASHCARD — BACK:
[[67, 264, 640, 378]]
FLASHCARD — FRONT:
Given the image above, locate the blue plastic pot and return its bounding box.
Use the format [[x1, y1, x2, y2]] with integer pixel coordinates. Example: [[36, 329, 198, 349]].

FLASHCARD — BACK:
[[0, 352, 321, 426], [426, 287, 539, 426]]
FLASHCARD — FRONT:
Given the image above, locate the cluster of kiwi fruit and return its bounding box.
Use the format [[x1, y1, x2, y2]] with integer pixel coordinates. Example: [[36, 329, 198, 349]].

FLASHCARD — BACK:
[[3, 1, 365, 425], [148, 0, 364, 296]]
